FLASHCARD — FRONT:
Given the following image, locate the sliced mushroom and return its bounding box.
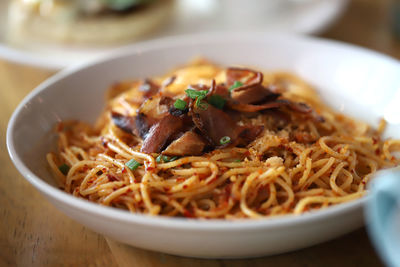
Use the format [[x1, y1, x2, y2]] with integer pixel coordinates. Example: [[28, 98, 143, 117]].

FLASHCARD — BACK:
[[227, 100, 287, 113], [285, 100, 325, 123], [227, 99, 324, 124], [163, 131, 206, 156], [113, 66, 324, 156], [139, 79, 160, 99], [207, 80, 230, 99], [111, 112, 138, 136], [191, 104, 241, 146], [232, 85, 279, 104], [136, 96, 172, 138], [140, 114, 184, 153], [238, 125, 264, 145], [227, 68, 279, 105], [226, 68, 263, 88]]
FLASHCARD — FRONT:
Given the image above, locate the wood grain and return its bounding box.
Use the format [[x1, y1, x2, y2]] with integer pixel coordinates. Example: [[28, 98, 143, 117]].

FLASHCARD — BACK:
[[0, 62, 117, 267], [106, 228, 382, 267], [0, 0, 398, 266]]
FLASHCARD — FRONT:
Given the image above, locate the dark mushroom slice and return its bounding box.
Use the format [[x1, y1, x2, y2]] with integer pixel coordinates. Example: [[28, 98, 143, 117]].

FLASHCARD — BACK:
[[285, 101, 325, 123], [111, 112, 138, 136], [136, 96, 172, 138], [238, 125, 264, 145], [227, 68, 279, 104], [191, 104, 241, 147], [231, 84, 277, 105], [139, 79, 160, 99], [226, 67, 263, 87], [140, 114, 185, 154], [137, 96, 169, 123], [287, 101, 312, 113], [205, 80, 230, 110], [163, 131, 206, 156], [227, 99, 324, 124], [207, 80, 230, 99], [227, 100, 287, 113]]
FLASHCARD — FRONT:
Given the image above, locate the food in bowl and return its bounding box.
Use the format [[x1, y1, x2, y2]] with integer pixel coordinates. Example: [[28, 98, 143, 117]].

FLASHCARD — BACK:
[[6, 0, 174, 45], [46, 59, 400, 219]]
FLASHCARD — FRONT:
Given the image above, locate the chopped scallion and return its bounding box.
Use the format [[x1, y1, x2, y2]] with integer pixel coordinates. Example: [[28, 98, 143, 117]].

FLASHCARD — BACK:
[[208, 95, 226, 109], [229, 81, 243, 92], [173, 99, 187, 110], [220, 136, 231, 145], [195, 98, 208, 110], [125, 159, 141, 171], [161, 155, 179, 162], [233, 159, 242, 162], [185, 89, 208, 99], [169, 156, 179, 162], [58, 164, 70, 175], [156, 154, 162, 163], [185, 88, 210, 110]]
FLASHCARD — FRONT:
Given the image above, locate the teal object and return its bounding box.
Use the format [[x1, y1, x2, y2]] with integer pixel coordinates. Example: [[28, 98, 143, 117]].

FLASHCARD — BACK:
[[366, 170, 400, 267]]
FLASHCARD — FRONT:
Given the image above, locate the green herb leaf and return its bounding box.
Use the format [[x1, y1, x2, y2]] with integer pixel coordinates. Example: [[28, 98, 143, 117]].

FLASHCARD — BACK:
[[125, 159, 141, 171], [169, 156, 179, 162], [174, 99, 187, 110], [156, 154, 162, 163], [58, 164, 70, 175], [208, 95, 226, 109], [161, 155, 179, 162], [195, 97, 208, 110], [185, 89, 208, 100], [233, 159, 242, 162], [229, 81, 244, 92], [220, 136, 231, 145]]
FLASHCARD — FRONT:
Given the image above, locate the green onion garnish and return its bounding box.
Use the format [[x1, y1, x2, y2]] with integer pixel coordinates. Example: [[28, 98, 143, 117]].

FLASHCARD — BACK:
[[185, 89, 208, 99], [185, 88, 210, 110], [208, 95, 226, 109], [173, 99, 187, 110], [220, 136, 231, 145], [125, 159, 141, 171], [195, 98, 208, 110], [161, 155, 180, 162], [156, 154, 162, 163], [169, 156, 179, 162], [233, 159, 242, 162], [229, 81, 243, 92], [58, 164, 70, 175]]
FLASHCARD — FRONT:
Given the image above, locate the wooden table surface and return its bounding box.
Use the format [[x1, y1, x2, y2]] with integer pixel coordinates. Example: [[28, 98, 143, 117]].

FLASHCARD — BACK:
[[1, 0, 399, 266]]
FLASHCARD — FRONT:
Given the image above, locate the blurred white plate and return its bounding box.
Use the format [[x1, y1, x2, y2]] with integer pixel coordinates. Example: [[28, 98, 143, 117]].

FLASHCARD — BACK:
[[0, 0, 348, 70]]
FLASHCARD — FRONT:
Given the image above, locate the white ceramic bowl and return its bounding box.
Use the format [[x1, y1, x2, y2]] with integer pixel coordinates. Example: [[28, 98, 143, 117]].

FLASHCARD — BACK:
[[7, 33, 400, 258]]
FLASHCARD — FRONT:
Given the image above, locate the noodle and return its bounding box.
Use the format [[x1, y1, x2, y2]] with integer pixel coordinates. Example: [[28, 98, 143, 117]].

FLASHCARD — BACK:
[[47, 59, 400, 219]]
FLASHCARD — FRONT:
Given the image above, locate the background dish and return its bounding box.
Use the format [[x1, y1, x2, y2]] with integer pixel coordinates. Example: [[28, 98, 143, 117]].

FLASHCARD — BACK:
[[0, 0, 348, 70], [7, 33, 400, 258]]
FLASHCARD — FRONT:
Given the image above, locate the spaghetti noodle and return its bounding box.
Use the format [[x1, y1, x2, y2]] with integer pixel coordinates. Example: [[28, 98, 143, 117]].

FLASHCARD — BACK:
[[47, 59, 400, 219]]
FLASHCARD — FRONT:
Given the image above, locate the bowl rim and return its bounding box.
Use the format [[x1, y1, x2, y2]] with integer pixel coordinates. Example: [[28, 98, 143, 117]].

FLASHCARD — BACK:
[[7, 32, 400, 231]]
